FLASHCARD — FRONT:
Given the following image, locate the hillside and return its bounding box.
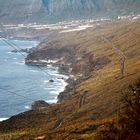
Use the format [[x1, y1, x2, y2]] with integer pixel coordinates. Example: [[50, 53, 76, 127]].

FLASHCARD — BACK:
[[0, 18, 140, 140], [0, 0, 140, 23]]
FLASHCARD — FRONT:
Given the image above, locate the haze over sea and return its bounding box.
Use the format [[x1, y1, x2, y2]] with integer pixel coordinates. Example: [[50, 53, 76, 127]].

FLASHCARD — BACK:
[[0, 39, 68, 121]]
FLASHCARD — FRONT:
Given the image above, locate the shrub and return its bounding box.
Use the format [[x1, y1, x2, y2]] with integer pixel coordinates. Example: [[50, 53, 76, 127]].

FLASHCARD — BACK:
[[96, 79, 140, 140]]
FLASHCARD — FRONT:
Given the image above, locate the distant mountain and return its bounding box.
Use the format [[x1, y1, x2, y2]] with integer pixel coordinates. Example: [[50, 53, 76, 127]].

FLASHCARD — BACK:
[[0, 0, 140, 23]]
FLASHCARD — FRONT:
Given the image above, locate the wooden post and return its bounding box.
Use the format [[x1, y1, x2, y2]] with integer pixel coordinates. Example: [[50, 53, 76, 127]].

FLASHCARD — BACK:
[[79, 94, 85, 108], [120, 57, 126, 78]]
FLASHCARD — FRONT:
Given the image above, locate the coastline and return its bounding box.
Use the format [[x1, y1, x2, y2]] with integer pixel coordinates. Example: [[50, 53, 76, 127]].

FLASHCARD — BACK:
[[46, 78, 69, 104], [26, 61, 70, 104], [0, 18, 139, 139], [0, 38, 70, 120], [0, 70, 69, 122]]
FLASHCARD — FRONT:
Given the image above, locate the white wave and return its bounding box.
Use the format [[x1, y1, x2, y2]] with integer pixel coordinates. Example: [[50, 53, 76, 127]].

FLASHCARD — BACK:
[[58, 80, 68, 93], [44, 87, 54, 90], [0, 118, 8, 122], [39, 59, 59, 63], [42, 70, 69, 103], [25, 106, 30, 109], [50, 80, 68, 95], [29, 70, 39, 73], [43, 80, 55, 85], [50, 91, 59, 95], [43, 80, 48, 83], [13, 57, 17, 60], [50, 73, 69, 79], [13, 61, 25, 65], [46, 99, 57, 104], [47, 64, 53, 68]]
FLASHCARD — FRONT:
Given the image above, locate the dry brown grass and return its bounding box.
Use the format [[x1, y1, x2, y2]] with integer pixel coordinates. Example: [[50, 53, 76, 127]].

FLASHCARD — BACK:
[[0, 19, 140, 140]]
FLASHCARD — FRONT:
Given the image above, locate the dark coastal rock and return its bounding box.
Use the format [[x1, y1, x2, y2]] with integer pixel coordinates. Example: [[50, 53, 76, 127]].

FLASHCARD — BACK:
[[25, 46, 74, 65], [57, 77, 65, 80], [11, 48, 29, 53], [49, 79, 54, 82], [72, 54, 111, 76], [57, 91, 71, 103], [57, 78, 77, 102], [31, 100, 49, 110], [58, 64, 70, 74]]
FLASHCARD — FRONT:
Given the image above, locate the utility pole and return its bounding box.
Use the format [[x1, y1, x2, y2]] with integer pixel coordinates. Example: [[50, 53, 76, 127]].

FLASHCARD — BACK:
[[102, 36, 125, 140], [102, 36, 127, 78], [79, 94, 85, 108]]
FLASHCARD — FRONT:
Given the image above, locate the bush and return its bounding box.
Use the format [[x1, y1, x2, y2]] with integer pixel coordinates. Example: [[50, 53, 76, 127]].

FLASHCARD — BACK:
[[96, 79, 140, 140]]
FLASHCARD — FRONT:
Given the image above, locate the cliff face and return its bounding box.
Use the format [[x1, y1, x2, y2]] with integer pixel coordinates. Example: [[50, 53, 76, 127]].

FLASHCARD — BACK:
[[0, 0, 140, 23], [42, 0, 140, 19]]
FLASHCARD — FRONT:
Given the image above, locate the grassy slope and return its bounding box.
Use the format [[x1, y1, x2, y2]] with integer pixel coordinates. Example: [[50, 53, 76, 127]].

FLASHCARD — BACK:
[[0, 19, 140, 140]]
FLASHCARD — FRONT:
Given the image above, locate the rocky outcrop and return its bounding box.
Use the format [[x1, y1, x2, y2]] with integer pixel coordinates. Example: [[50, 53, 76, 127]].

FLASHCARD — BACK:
[[25, 47, 75, 73], [11, 48, 29, 53], [72, 54, 111, 75], [31, 100, 50, 110]]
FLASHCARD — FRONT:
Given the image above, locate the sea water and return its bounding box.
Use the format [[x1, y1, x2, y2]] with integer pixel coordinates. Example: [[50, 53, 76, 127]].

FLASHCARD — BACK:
[[0, 39, 68, 120]]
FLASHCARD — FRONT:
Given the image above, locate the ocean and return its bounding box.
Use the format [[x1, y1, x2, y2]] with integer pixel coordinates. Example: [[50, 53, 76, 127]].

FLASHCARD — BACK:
[[0, 39, 68, 121]]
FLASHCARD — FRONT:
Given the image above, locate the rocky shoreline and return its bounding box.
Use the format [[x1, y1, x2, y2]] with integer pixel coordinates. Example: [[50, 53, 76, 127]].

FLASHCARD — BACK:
[[23, 23, 116, 104], [7, 34, 76, 108], [24, 46, 111, 106], [25, 58, 76, 105], [0, 18, 139, 140]]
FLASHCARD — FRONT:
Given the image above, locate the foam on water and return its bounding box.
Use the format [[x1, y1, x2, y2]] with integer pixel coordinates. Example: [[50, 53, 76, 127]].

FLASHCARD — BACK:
[[25, 106, 30, 109], [0, 118, 8, 122], [0, 39, 69, 118], [7, 52, 12, 54], [13, 61, 25, 65], [13, 58, 17, 60], [47, 99, 57, 104], [29, 70, 39, 73]]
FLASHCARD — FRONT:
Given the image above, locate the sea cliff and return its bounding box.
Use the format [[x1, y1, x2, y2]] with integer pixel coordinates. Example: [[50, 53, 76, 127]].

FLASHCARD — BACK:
[[0, 18, 140, 140]]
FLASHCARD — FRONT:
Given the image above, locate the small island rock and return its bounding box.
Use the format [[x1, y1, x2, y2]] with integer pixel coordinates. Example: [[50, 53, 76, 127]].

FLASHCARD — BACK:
[[49, 79, 54, 82]]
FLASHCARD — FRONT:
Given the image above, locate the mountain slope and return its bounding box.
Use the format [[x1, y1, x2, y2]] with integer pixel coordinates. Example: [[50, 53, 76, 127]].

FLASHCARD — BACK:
[[0, 18, 140, 140], [0, 0, 140, 23]]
